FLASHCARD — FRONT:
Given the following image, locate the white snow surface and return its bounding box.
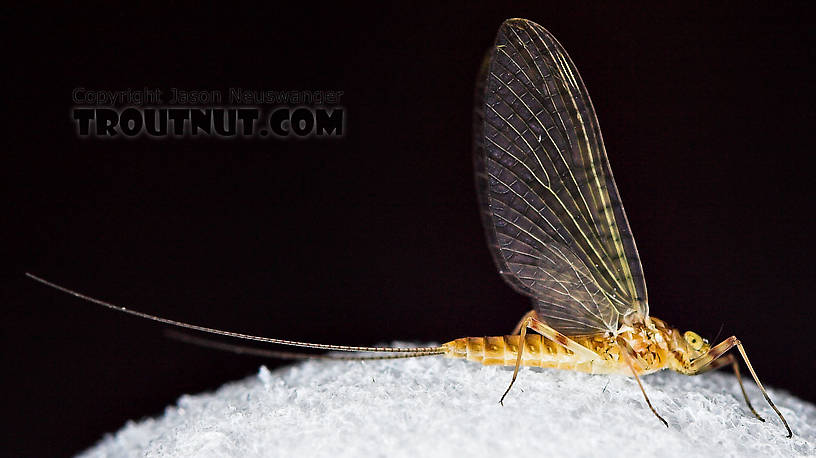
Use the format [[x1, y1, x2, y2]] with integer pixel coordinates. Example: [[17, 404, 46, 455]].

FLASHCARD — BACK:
[[81, 343, 815, 458]]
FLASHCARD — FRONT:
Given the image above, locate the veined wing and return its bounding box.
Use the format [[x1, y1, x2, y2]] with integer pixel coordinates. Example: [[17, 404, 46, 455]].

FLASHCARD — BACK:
[[473, 19, 647, 336]]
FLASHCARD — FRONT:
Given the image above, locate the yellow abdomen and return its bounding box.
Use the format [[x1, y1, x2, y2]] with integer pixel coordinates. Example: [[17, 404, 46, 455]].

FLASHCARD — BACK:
[[442, 335, 636, 375]]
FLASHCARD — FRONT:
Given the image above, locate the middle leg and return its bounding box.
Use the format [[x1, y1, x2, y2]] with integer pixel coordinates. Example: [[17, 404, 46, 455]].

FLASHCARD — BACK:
[[617, 337, 668, 428]]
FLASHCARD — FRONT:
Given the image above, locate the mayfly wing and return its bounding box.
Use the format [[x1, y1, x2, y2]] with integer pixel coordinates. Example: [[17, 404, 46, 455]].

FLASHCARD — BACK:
[[474, 19, 648, 336]]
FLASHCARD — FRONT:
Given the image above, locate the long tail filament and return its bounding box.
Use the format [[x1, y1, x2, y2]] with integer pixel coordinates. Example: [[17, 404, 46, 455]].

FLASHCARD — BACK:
[[26, 273, 445, 355]]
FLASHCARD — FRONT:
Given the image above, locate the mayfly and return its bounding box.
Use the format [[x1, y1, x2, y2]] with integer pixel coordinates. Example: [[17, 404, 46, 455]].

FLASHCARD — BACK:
[[27, 18, 791, 437]]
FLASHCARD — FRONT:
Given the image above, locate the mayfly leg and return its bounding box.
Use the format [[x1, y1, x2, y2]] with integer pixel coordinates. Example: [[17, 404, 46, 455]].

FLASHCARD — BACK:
[[527, 313, 600, 361], [500, 310, 548, 404], [687, 353, 764, 421], [618, 337, 668, 428], [500, 314, 534, 405], [500, 311, 599, 404], [510, 310, 538, 335], [687, 336, 792, 437]]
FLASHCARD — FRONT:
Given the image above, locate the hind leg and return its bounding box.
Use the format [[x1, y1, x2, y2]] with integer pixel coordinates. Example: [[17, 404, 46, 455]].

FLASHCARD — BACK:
[[500, 311, 599, 404]]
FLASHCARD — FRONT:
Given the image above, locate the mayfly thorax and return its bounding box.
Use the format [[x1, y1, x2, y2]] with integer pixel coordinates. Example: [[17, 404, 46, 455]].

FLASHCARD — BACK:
[[27, 18, 792, 438]]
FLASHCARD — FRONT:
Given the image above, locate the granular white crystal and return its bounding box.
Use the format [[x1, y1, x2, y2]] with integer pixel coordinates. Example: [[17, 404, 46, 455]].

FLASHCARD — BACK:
[[79, 343, 816, 457]]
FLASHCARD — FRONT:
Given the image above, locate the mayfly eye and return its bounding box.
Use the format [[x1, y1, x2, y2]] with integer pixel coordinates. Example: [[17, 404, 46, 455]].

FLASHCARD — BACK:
[[683, 331, 704, 351]]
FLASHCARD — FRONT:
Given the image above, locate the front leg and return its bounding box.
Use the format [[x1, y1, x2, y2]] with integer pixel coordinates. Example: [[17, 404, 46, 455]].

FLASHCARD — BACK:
[[686, 353, 763, 421], [687, 336, 791, 437]]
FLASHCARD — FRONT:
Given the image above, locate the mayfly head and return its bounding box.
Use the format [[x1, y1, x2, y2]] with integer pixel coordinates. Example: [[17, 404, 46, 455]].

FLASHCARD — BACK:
[[683, 330, 710, 358]]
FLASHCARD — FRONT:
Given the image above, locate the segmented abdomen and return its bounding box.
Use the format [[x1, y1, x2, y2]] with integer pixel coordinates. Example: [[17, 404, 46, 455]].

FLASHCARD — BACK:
[[443, 335, 619, 374]]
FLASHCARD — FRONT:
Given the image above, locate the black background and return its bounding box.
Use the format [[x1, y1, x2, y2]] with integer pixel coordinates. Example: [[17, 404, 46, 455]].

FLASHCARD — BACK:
[[5, 3, 814, 456]]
